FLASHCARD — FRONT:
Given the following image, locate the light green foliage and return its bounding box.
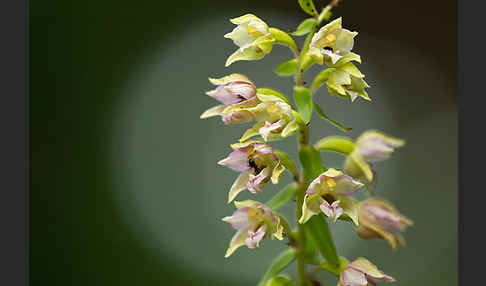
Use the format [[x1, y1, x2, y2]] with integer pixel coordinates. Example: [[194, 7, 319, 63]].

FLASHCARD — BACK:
[[257, 249, 297, 286], [305, 214, 339, 267], [292, 18, 317, 36], [293, 86, 313, 123], [273, 150, 298, 178], [270, 28, 299, 55], [275, 59, 299, 76], [313, 102, 352, 131], [265, 275, 295, 286], [266, 182, 299, 211], [298, 0, 318, 16], [314, 135, 355, 155]]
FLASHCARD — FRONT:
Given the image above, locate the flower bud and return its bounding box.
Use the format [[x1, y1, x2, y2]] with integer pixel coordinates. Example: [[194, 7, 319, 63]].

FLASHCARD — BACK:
[[356, 198, 413, 250], [299, 168, 363, 225], [222, 200, 284, 257], [224, 14, 275, 66], [218, 141, 285, 203], [338, 257, 395, 286], [200, 74, 258, 124]]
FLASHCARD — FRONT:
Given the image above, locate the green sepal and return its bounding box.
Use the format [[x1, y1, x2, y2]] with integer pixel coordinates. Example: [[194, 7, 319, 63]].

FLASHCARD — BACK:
[[292, 18, 316, 36], [266, 182, 299, 211], [257, 248, 297, 286], [298, 145, 325, 181], [265, 275, 295, 286], [313, 102, 352, 132], [298, 0, 318, 16], [293, 86, 313, 123], [257, 88, 293, 106], [274, 150, 298, 179], [314, 136, 355, 155], [305, 213, 339, 267], [318, 257, 349, 276], [311, 68, 336, 93], [269, 27, 299, 55], [275, 59, 298, 77]]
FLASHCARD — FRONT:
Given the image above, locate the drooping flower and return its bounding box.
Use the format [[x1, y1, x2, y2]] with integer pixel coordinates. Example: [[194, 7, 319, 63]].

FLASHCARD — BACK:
[[225, 91, 301, 142], [200, 74, 259, 124], [338, 257, 395, 286], [322, 63, 370, 102], [299, 168, 363, 225], [308, 17, 360, 66], [356, 198, 413, 250], [218, 140, 285, 203], [344, 130, 405, 185], [222, 200, 284, 257], [224, 14, 275, 67]]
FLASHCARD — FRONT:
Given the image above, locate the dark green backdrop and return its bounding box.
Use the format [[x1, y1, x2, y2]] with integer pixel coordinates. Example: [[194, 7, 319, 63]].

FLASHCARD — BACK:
[[30, 0, 457, 285]]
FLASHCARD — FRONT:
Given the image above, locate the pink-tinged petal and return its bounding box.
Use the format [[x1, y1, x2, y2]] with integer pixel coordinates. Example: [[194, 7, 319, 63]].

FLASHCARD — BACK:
[[218, 148, 251, 172], [207, 82, 256, 105], [322, 48, 343, 64], [335, 173, 364, 196], [366, 272, 395, 284], [355, 131, 405, 163], [306, 175, 324, 195], [340, 267, 368, 286], [247, 167, 271, 193], [228, 170, 251, 203], [222, 111, 254, 124], [222, 208, 251, 231], [245, 225, 266, 249], [320, 200, 343, 223], [259, 120, 285, 141]]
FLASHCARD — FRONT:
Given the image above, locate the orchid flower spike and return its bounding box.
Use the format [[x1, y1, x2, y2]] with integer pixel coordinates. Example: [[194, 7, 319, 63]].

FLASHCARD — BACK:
[[218, 140, 285, 203], [308, 17, 360, 66], [338, 257, 395, 286], [222, 200, 284, 257], [224, 14, 275, 67], [357, 198, 413, 250], [200, 74, 259, 124], [299, 168, 363, 225], [344, 130, 405, 185]]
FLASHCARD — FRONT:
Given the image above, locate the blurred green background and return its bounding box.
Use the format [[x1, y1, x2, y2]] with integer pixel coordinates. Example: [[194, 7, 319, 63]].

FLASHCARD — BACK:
[[30, 0, 457, 285]]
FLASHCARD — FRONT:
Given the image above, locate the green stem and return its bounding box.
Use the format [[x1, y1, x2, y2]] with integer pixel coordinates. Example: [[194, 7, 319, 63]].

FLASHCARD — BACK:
[[296, 125, 309, 286]]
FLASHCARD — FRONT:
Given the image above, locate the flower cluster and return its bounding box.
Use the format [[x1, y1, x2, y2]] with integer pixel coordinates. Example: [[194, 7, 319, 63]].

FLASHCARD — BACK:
[[200, 2, 414, 285]]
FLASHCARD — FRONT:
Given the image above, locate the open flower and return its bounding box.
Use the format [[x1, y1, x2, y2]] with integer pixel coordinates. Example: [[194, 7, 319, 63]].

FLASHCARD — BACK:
[[299, 168, 363, 225], [308, 17, 360, 66], [338, 257, 395, 286], [356, 198, 413, 250], [222, 200, 284, 257], [345, 130, 405, 186], [224, 14, 275, 67], [200, 74, 259, 124], [323, 63, 370, 102], [218, 140, 285, 203]]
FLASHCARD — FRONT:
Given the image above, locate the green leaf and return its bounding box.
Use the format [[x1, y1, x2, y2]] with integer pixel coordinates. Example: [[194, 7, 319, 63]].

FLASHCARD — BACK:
[[319, 257, 349, 276], [257, 249, 297, 286], [265, 275, 295, 286], [275, 59, 298, 76], [269, 27, 299, 55], [257, 88, 293, 106], [298, 0, 318, 16], [303, 227, 321, 265], [292, 18, 316, 36], [306, 213, 339, 267], [274, 150, 298, 178], [313, 102, 352, 132], [266, 182, 299, 211], [298, 145, 325, 181], [314, 136, 355, 155], [293, 86, 313, 123]]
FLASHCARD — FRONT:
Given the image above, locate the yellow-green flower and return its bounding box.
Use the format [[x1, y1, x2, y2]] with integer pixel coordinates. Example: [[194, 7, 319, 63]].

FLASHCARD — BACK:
[[222, 200, 284, 257], [338, 257, 395, 286], [308, 17, 360, 66], [323, 63, 370, 102], [356, 198, 413, 250], [224, 14, 275, 67], [299, 168, 363, 225]]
